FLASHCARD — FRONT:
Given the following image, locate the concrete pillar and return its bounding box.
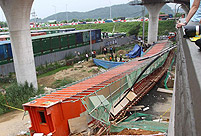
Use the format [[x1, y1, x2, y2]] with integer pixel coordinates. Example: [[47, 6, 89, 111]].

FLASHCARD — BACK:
[[181, 4, 190, 15], [0, 0, 38, 89], [145, 3, 165, 44]]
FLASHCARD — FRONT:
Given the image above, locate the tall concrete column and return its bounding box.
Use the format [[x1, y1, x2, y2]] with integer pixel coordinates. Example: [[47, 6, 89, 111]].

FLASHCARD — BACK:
[[145, 3, 165, 44], [181, 4, 190, 15], [0, 0, 38, 89]]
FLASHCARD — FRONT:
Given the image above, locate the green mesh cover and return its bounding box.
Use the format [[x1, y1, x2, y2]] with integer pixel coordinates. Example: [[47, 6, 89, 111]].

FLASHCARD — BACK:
[[80, 52, 169, 130]]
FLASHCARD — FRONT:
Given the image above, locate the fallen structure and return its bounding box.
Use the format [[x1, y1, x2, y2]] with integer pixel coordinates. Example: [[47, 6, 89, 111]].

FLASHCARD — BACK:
[[23, 40, 175, 136]]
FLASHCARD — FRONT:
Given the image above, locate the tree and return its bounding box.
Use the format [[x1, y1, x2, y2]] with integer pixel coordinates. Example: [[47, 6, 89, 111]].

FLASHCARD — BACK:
[[61, 20, 67, 23], [98, 18, 102, 21], [175, 13, 183, 18], [0, 21, 7, 28], [145, 14, 149, 18], [160, 12, 165, 15], [71, 18, 78, 22], [113, 17, 117, 21], [86, 18, 93, 22]]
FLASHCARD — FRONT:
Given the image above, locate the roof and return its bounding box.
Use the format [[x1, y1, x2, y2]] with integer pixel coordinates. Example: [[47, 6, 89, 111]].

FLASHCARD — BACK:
[[31, 28, 76, 33], [0, 29, 100, 44], [0, 40, 11, 45], [31, 29, 98, 40], [0, 35, 10, 38]]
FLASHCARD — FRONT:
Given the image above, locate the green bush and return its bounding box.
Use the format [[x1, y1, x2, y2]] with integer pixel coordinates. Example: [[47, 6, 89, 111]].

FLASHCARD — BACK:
[[0, 82, 44, 115]]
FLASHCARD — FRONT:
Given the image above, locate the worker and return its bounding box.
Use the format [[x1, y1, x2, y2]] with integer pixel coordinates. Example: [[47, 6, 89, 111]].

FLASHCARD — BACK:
[[103, 47, 107, 55], [109, 56, 112, 61], [110, 46, 113, 54], [93, 51, 96, 58], [177, 0, 201, 28], [120, 54, 122, 62], [113, 46, 116, 53], [115, 54, 118, 62], [92, 51, 94, 58], [85, 53, 89, 61], [111, 53, 114, 59]]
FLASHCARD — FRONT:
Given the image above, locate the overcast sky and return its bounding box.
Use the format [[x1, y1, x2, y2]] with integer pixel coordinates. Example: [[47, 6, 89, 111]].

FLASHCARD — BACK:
[[0, 0, 176, 21], [31, 0, 130, 19]]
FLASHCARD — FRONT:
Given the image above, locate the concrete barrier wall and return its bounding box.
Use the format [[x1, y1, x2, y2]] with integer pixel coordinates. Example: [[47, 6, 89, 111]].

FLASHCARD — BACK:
[[168, 28, 201, 136], [0, 36, 134, 75]]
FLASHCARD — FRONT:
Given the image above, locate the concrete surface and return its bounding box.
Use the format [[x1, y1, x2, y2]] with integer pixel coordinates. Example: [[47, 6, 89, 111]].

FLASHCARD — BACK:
[[0, 0, 38, 89], [145, 3, 164, 44], [168, 26, 201, 136]]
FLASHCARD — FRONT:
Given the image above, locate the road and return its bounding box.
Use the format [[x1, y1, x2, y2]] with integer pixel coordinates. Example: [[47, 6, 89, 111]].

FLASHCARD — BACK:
[[0, 110, 30, 136]]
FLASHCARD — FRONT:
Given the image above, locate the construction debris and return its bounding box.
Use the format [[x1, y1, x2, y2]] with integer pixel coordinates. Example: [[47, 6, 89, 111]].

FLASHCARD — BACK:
[[111, 128, 165, 135], [68, 116, 88, 134], [157, 88, 173, 94], [129, 105, 145, 111], [143, 107, 150, 111]]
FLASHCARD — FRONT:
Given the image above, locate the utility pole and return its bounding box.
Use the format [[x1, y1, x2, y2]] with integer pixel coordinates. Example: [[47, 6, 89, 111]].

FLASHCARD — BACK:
[[142, 6, 145, 44], [31, 9, 37, 29], [66, 4, 68, 23], [109, 0, 112, 19], [52, 5, 57, 22], [90, 25, 92, 57]]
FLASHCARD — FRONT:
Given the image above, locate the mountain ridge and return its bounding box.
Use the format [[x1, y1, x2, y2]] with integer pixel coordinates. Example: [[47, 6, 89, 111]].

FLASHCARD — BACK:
[[37, 3, 173, 22]]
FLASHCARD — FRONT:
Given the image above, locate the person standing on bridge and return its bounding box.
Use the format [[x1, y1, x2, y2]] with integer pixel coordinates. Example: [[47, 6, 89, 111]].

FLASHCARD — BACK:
[[177, 0, 201, 28]]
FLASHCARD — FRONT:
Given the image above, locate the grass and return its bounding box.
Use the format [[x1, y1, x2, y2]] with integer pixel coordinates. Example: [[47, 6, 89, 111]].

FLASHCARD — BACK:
[[32, 20, 176, 36], [0, 82, 44, 115], [52, 78, 75, 88], [82, 70, 86, 72], [88, 68, 96, 73], [38, 65, 73, 78]]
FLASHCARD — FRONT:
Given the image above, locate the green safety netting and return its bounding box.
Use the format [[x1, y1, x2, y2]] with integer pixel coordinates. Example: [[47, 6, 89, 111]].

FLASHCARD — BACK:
[[81, 52, 170, 131], [110, 113, 168, 133], [164, 56, 175, 89]]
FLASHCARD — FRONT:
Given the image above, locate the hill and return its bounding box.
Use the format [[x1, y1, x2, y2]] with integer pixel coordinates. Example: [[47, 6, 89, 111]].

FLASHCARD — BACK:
[[40, 3, 173, 22]]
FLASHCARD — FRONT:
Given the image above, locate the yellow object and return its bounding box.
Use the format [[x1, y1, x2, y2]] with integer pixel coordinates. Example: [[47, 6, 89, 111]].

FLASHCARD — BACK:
[[160, 107, 171, 118], [1, 103, 24, 112], [190, 35, 201, 42]]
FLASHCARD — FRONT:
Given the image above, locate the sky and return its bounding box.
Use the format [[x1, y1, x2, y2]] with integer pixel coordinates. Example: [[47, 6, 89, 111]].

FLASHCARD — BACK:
[[32, 0, 130, 19], [0, 0, 176, 21]]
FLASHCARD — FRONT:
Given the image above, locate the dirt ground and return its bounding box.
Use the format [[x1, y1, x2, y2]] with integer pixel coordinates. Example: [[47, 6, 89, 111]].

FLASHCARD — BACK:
[[37, 51, 131, 88], [113, 128, 164, 135], [137, 85, 172, 121], [38, 59, 101, 88], [0, 110, 30, 136]]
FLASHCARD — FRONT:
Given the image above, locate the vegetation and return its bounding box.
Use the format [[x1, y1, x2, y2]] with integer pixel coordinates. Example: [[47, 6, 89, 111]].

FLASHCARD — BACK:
[[36, 20, 176, 37], [0, 82, 44, 115], [0, 21, 7, 28], [37, 65, 73, 78], [52, 78, 74, 88], [128, 23, 141, 36]]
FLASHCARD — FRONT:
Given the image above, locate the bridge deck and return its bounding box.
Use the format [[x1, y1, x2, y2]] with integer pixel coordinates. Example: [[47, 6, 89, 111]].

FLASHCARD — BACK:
[[24, 40, 169, 108]]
